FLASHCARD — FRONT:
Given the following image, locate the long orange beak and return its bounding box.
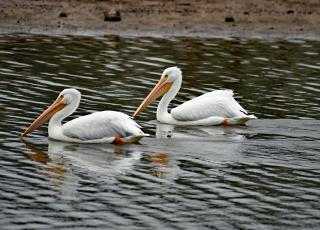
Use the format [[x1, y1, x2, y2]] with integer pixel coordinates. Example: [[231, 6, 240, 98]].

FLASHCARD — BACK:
[[21, 97, 66, 137], [133, 79, 173, 118]]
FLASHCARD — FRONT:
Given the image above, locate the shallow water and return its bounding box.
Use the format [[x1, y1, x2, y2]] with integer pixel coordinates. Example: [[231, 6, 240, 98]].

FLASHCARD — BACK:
[[0, 35, 319, 229]]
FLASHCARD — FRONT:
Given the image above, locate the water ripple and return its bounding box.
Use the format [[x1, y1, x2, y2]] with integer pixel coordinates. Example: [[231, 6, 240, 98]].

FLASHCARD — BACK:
[[0, 35, 319, 229]]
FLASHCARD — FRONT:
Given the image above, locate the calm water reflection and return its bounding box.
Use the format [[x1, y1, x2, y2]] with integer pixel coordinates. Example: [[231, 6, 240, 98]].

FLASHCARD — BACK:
[[0, 35, 319, 229]]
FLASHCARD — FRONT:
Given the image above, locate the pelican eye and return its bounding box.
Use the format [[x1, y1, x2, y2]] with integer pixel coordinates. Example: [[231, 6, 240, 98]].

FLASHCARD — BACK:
[[57, 95, 64, 101], [163, 74, 168, 80]]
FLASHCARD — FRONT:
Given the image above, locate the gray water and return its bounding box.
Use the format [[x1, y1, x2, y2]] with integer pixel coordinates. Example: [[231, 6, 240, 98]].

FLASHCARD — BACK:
[[0, 35, 319, 230]]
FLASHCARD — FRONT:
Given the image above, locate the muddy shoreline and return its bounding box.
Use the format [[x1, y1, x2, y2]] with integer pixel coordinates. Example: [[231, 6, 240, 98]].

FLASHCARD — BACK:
[[1, 0, 320, 39]]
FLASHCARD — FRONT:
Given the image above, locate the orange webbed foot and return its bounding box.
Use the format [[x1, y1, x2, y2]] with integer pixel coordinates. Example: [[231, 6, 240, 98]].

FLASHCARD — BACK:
[[113, 136, 125, 145], [222, 118, 229, 126]]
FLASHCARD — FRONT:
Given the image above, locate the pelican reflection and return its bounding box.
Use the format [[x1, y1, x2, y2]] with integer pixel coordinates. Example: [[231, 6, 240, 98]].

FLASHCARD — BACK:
[[143, 152, 170, 178], [23, 139, 144, 179], [155, 122, 248, 140], [23, 141, 66, 181]]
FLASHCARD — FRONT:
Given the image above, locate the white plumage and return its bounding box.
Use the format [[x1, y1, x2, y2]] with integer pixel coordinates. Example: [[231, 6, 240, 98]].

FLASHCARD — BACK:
[[133, 67, 256, 126], [21, 89, 146, 144], [62, 111, 143, 141], [171, 90, 247, 121]]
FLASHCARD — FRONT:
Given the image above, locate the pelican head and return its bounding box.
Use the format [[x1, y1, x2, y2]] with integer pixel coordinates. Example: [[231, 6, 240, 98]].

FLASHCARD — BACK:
[[161, 66, 182, 83], [133, 67, 182, 118], [21, 88, 81, 137]]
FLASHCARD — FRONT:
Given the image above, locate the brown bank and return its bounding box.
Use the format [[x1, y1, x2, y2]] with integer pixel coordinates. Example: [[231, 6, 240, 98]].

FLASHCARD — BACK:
[[0, 0, 320, 38]]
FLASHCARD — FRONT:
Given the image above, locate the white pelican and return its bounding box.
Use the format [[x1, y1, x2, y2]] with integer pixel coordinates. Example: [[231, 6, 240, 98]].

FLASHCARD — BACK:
[[133, 67, 256, 125], [21, 88, 147, 144]]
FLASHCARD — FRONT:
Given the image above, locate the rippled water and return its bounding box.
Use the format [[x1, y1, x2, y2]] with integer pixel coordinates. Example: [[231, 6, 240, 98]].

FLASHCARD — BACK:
[[0, 35, 320, 229]]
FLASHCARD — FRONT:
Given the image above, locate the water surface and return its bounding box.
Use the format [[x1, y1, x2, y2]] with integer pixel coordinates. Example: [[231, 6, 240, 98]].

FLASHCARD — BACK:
[[0, 35, 319, 229]]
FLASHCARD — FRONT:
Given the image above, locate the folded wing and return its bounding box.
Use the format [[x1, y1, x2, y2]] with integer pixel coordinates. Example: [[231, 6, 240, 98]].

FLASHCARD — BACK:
[[171, 90, 248, 121], [62, 111, 144, 140]]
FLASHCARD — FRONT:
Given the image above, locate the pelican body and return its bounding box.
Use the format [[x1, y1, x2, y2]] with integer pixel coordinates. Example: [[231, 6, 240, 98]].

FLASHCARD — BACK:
[[133, 67, 256, 126], [21, 89, 146, 144]]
